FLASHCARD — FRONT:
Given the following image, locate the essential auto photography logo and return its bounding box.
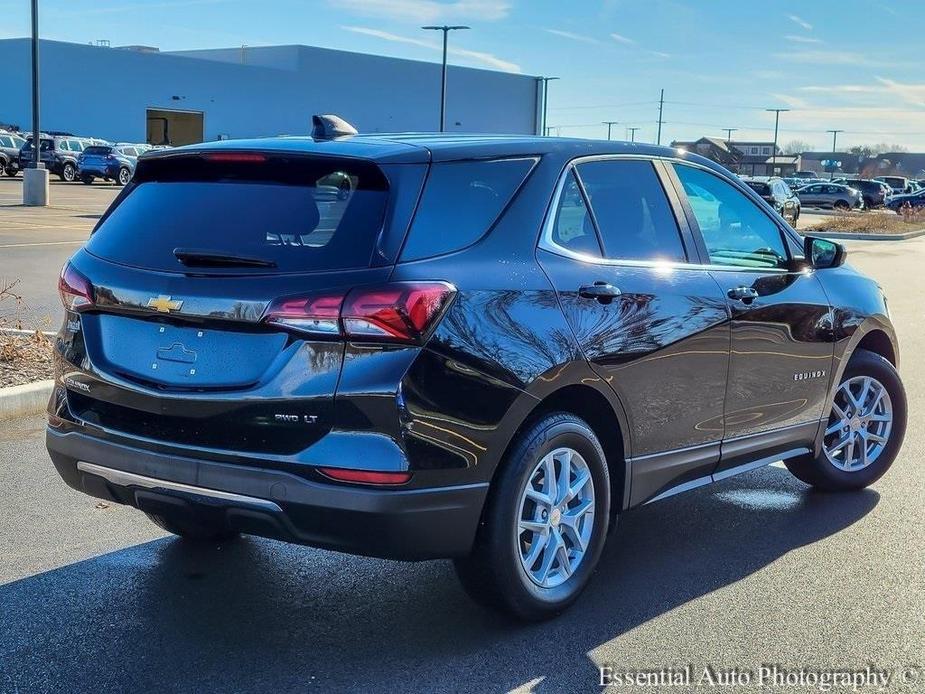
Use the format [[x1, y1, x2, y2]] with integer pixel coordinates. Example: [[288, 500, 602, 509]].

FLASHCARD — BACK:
[[598, 664, 920, 691]]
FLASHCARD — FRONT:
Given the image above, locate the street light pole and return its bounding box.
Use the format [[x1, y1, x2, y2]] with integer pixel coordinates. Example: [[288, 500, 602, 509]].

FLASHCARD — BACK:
[[602, 120, 618, 140], [766, 108, 789, 175], [30, 0, 40, 169], [538, 76, 559, 136], [23, 0, 48, 206], [422, 25, 469, 132], [826, 129, 845, 179]]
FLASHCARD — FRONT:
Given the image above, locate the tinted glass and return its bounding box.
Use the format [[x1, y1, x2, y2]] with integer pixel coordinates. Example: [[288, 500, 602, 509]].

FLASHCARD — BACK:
[[576, 160, 685, 262], [674, 164, 789, 269], [0, 136, 11, 147], [744, 181, 770, 195], [550, 170, 601, 257], [87, 157, 389, 273], [84, 146, 113, 156], [400, 158, 536, 261], [69, 140, 84, 152]]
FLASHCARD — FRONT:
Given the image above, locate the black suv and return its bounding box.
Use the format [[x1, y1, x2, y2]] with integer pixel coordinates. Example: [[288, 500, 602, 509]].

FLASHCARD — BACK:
[[46, 134, 907, 620], [841, 178, 892, 208], [19, 134, 88, 181], [741, 176, 800, 224]]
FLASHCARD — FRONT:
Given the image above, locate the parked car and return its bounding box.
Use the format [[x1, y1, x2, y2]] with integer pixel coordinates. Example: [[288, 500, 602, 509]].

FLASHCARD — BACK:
[[18, 135, 90, 181], [840, 179, 893, 208], [792, 170, 818, 179], [741, 176, 800, 224], [885, 189, 925, 213], [76, 144, 136, 185], [794, 182, 864, 210], [874, 176, 916, 195], [0, 130, 27, 176], [46, 134, 907, 620]]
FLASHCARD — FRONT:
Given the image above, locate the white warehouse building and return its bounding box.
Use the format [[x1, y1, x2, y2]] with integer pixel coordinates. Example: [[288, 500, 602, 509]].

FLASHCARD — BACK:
[[0, 39, 542, 146]]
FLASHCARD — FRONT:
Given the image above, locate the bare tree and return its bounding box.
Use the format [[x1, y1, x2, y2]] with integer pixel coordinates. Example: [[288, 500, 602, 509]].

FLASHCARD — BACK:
[[783, 139, 813, 155]]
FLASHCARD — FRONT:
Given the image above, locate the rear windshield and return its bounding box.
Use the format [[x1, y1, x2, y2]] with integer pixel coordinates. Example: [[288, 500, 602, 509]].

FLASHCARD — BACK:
[[85, 154, 389, 273], [21, 139, 52, 152], [743, 181, 770, 195], [83, 146, 113, 155]]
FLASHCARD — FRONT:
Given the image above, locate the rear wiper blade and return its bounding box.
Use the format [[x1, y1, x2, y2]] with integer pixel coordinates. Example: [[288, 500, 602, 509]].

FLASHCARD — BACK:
[[173, 248, 277, 268]]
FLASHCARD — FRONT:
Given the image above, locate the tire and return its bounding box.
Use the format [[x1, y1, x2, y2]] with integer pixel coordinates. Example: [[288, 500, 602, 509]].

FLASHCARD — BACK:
[[4, 166, 16, 177], [116, 167, 131, 186], [60, 162, 76, 182], [785, 349, 906, 491], [454, 413, 611, 621], [833, 200, 850, 211], [145, 511, 240, 543], [80, 174, 94, 185]]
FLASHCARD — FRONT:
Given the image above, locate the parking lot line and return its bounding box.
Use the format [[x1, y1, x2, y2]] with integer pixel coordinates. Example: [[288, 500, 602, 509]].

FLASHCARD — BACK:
[[0, 240, 84, 249]]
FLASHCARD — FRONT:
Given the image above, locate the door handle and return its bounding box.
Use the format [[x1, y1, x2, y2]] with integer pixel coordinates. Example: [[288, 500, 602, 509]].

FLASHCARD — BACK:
[[579, 282, 622, 304], [727, 286, 759, 303]]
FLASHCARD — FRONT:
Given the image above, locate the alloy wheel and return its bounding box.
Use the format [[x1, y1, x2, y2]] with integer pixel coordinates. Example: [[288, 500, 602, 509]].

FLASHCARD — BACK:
[[822, 376, 893, 472], [516, 447, 595, 589], [119, 168, 131, 185], [63, 164, 75, 182]]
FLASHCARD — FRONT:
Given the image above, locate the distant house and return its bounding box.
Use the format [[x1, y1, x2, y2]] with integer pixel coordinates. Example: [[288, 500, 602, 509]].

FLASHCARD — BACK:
[[671, 137, 797, 176]]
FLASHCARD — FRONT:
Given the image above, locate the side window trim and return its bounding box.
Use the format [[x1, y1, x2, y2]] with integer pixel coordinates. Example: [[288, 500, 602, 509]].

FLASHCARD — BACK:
[[671, 162, 797, 273]]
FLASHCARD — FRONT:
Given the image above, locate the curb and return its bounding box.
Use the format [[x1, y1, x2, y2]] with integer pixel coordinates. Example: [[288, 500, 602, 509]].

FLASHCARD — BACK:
[[0, 380, 54, 420], [0, 328, 56, 338], [798, 228, 925, 241]]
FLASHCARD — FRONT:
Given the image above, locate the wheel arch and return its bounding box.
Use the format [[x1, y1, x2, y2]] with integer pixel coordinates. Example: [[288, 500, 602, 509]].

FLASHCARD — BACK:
[[493, 383, 630, 517], [855, 329, 896, 366]]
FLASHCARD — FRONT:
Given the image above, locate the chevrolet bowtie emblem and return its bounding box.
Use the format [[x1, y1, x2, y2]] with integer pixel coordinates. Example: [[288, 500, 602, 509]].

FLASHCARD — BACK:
[[146, 295, 183, 313]]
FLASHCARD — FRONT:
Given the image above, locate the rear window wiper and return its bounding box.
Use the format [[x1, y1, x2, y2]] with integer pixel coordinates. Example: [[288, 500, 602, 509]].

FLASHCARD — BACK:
[[174, 248, 277, 268]]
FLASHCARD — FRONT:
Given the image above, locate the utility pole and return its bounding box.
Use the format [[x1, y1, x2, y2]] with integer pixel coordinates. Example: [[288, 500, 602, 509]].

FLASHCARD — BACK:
[[602, 120, 618, 140], [826, 129, 845, 179], [23, 0, 48, 206], [422, 25, 469, 132], [723, 128, 737, 143], [627, 127, 640, 142], [656, 88, 665, 145], [766, 108, 789, 176], [537, 76, 559, 136]]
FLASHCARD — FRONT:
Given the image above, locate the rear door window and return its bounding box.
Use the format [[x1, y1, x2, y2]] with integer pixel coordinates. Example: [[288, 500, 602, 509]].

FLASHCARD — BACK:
[[549, 170, 601, 257], [85, 155, 391, 274], [399, 158, 536, 261], [575, 159, 686, 262]]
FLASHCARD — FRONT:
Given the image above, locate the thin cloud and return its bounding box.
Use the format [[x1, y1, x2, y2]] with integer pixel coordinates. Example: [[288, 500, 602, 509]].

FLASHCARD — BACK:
[[341, 26, 520, 72], [787, 14, 813, 30], [784, 34, 822, 44], [544, 29, 600, 44], [650, 50, 671, 59], [774, 50, 885, 67], [332, 0, 510, 23], [610, 32, 635, 45]]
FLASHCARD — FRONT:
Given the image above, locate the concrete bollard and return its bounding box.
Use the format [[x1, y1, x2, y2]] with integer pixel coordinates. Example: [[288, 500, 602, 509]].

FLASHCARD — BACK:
[[23, 166, 50, 206]]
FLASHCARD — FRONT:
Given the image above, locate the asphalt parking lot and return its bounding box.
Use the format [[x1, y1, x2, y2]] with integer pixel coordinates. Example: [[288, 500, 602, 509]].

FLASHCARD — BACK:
[[1, 179, 923, 693]]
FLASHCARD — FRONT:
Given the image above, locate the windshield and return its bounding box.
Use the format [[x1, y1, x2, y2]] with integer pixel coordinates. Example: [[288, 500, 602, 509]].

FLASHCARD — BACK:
[[85, 155, 390, 274]]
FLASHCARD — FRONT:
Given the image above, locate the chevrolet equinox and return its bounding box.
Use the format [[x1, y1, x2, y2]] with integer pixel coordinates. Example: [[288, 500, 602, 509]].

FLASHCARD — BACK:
[[46, 132, 907, 620]]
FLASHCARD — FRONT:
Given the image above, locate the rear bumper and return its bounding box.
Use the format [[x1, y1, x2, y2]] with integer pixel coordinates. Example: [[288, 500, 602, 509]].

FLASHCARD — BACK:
[[46, 426, 488, 560], [78, 164, 119, 177]]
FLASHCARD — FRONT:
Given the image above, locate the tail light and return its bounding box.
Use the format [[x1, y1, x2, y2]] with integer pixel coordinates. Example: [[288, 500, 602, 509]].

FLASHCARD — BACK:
[[58, 263, 94, 311], [318, 467, 412, 486], [263, 282, 455, 344]]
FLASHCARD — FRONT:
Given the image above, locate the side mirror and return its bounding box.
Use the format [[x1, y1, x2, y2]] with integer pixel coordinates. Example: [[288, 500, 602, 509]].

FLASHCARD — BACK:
[[804, 235, 846, 269]]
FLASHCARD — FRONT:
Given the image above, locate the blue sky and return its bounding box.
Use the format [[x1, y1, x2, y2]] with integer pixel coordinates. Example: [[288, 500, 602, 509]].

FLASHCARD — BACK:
[[3, 0, 924, 149]]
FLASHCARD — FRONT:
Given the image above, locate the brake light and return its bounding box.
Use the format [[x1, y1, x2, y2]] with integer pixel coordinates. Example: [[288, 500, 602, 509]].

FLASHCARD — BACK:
[[203, 152, 267, 163], [58, 263, 94, 311], [317, 467, 412, 486], [262, 282, 455, 343], [264, 292, 343, 336]]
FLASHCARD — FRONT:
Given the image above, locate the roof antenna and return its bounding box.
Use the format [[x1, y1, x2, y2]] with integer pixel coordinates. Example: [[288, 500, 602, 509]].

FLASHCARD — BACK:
[[312, 114, 358, 140]]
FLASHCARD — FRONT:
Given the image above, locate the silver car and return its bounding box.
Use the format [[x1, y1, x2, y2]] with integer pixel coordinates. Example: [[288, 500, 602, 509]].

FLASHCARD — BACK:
[[795, 182, 864, 210]]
